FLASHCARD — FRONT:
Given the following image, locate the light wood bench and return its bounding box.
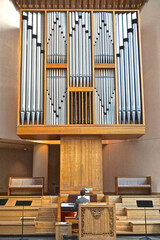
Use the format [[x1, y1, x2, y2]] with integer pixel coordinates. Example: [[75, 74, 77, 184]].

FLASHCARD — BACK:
[[8, 177, 44, 196], [115, 177, 151, 195]]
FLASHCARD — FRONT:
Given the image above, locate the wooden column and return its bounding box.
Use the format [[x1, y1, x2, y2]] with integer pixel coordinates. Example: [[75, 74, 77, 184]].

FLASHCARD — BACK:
[[60, 136, 103, 194]]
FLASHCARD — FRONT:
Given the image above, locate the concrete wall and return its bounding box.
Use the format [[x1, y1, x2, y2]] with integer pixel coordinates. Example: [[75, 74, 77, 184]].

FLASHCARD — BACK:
[[0, 0, 20, 140], [0, 148, 33, 193], [103, 0, 160, 193]]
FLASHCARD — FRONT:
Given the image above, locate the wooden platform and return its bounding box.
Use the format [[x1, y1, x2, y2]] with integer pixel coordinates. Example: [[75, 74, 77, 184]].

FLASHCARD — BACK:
[[108, 195, 160, 234], [0, 196, 58, 235], [1, 195, 160, 235]]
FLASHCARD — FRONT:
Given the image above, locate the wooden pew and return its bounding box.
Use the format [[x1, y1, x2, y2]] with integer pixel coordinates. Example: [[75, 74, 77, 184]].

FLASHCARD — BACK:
[[115, 177, 152, 195], [8, 177, 44, 196]]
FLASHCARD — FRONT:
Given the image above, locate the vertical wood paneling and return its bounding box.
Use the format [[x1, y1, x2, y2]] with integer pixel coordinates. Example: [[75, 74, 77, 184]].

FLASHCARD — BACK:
[[60, 136, 103, 194]]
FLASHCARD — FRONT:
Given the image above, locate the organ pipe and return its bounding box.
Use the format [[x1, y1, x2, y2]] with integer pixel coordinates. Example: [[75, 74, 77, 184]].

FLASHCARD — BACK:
[[46, 69, 67, 125], [95, 69, 116, 124], [20, 11, 44, 125], [115, 12, 142, 124], [93, 12, 114, 64], [69, 12, 92, 87], [47, 12, 67, 63]]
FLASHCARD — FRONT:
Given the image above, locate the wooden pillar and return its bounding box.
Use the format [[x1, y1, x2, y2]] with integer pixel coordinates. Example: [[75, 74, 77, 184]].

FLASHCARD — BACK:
[[60, 136, 103, 194]]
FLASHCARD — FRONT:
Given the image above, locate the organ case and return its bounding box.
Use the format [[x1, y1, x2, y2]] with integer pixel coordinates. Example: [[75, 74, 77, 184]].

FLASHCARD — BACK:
[[17, 9, 145, 140]]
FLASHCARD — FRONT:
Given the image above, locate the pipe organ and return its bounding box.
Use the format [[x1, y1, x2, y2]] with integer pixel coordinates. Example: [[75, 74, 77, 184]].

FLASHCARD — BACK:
[[18, 9, 145, 139]]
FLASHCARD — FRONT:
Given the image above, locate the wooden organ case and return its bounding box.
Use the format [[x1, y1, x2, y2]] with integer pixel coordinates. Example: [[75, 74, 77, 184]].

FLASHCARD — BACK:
[[16, 6, 145, 194]]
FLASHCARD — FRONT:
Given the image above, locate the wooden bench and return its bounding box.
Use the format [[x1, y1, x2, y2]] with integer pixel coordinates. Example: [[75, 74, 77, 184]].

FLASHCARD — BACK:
[[115, 177, 151, 195], [8, 177, 44, 196]]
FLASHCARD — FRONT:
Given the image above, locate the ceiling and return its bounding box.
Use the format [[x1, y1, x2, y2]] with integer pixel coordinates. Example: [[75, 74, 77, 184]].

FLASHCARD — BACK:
[[10, 0, 149, 11]]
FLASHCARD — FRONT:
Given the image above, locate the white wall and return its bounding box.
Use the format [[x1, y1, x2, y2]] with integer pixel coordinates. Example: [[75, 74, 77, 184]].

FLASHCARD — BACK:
[[0, 0, 20, 140], [103, 0, 160, 193]]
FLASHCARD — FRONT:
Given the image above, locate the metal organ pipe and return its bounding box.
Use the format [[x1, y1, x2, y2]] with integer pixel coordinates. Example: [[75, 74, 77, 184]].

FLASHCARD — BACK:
[[118, 13, 126, 124], [46, 69, 67, 125], [46, 12, 67, 125], [31, 12, 37, 125], [95, 70, 116, 124], [115, 12, 141, 124], [21, 11, 27, 125], [123, 13, 131, 124], [47, 12, 67, 64], [94, 12, 114, 64], [26, 12, 32, 125], [132, 12, 141, 124], [69, 12, 92, 88], [20, 11, 44, 125]]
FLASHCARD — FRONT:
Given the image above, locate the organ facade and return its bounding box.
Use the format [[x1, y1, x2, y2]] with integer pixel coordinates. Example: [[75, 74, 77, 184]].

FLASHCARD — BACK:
[[17, 9, 145, 140]]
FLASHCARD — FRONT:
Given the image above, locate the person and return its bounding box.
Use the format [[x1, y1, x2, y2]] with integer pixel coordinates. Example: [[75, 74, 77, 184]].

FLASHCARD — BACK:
[[74, 189, 89, 218]]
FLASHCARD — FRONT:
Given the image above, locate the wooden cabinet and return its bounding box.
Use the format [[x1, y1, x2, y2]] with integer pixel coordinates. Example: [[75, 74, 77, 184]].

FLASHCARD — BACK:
[[56, 222, 72, 240], [79, 203, 116, 240]]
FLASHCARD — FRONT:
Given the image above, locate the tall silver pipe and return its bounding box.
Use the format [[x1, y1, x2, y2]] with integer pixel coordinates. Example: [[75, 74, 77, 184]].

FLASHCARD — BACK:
[[36, 12, 41, 125], [119, 13, 126, 124], [40, 13, 44, 124], [21, 12, 28, 125], [79, 12, 83, 87], [75, 12, 79, 87], [31, 12, 37, 125], [115, 14, 122, 124], [132, 12, 141, 124], [69, 12, 72, 87], [26, 12, 32, 125], [72, 12, 76, 87], [127, 13, 136, 124], [85, 12, 89, 87], [82, 12, 86, 87], [88, 14, 92, 86], [123, 13, 131, 124]]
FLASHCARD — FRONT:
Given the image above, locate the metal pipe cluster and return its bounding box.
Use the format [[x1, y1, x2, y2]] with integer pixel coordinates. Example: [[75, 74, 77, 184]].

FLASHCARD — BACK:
[[46, 69, 67, 125], [69, 12, 92, 87], [115, 12, 141, 124], [47, 12, 67, 64], [21, 11, 44, 125], [70, 92, 93, 124], [93, 12, 114, 64], [95, 69, 116, 124]]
